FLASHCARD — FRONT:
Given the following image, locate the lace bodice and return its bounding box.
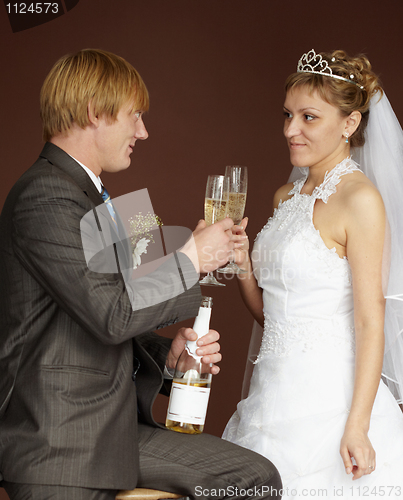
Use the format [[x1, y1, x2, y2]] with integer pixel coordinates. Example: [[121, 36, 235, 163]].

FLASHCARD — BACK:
[[253, 157, 361, 359]]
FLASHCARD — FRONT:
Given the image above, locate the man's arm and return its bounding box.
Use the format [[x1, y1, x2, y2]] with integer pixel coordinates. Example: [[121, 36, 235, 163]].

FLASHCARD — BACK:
[[12, 170, 201, 345]]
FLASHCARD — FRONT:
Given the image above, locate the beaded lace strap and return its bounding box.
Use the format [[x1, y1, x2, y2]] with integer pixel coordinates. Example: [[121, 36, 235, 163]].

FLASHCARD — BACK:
[[288, 167, 309, 196], [290, 158, 361, 203], [313, 158, 361, 203]]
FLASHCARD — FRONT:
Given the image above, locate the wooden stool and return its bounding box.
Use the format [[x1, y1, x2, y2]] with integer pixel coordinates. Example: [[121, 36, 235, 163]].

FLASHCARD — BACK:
[[116, 488, 183, 500]]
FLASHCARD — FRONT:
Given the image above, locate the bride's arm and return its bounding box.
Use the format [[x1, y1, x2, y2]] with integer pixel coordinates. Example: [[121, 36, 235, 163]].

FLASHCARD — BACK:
[[339, 181, 386, 481], [232, 218, 264, 326], [234, 184, 292, 327]]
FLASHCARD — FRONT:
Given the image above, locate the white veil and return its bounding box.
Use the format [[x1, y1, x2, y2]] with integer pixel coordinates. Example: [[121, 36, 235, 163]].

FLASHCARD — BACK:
[[242, 92, 403, 405]]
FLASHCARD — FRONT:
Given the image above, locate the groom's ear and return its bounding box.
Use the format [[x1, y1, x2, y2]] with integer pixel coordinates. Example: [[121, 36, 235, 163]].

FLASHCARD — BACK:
[[87, 101, 100, 127]]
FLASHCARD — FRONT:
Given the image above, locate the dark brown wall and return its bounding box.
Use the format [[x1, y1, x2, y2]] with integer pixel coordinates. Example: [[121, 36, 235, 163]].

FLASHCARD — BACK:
[[1, 1, 402, 497]]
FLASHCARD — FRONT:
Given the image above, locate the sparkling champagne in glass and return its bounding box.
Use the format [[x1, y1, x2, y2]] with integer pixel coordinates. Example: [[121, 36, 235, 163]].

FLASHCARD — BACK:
[[217, 166, 248, 274], [199, 175, 229, 287]]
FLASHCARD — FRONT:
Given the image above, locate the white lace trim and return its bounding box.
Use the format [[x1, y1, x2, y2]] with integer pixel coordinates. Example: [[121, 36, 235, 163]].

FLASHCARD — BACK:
[[255, 313, 356, 360], [255, 157, 361, 243], [255, 193, 312, 241], [289, 156, 362, 203]]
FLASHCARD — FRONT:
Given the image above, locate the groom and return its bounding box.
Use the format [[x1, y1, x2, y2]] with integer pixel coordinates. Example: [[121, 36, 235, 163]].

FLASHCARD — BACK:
[[0, 49, 282, 500]]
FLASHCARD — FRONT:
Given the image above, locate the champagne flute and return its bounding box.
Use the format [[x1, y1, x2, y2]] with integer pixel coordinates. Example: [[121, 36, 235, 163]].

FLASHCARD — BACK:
[[217, 166, 248, 274], [199, 175, 229, 287]]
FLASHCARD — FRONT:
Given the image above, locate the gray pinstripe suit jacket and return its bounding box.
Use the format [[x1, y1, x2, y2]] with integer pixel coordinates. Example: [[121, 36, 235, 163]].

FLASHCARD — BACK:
[[0, 142, 201, 489]]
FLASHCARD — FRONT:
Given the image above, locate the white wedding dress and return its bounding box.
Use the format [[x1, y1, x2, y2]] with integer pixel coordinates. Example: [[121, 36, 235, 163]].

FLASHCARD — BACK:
[[223, 158, 403, 498]]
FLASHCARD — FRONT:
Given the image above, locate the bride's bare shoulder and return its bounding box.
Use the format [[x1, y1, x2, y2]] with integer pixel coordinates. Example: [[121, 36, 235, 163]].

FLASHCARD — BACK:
[[340, 170, 382, 201], [273, 182, 295, 210], [339, 170, 385, 216]]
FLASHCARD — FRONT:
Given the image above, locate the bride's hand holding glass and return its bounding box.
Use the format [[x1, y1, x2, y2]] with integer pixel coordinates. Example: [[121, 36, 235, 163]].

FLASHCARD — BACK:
[[230, 217, 252, 276]]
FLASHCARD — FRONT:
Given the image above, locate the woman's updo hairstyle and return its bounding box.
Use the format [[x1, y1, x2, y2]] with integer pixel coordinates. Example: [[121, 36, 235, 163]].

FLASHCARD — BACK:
[[285, 50, 383, 147]]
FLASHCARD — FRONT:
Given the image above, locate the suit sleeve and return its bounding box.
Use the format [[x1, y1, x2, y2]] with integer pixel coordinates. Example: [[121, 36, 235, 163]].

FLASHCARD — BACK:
[[11, 170, 201, 345]]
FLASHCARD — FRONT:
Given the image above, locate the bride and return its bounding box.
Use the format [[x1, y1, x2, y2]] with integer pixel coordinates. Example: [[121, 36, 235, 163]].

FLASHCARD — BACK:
[[223, 50, 403, 497]]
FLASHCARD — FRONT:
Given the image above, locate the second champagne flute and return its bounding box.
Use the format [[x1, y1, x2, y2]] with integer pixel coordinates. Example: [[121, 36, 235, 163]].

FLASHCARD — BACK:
[[217, 165, 248, 274], [199, 175, 229, 287]]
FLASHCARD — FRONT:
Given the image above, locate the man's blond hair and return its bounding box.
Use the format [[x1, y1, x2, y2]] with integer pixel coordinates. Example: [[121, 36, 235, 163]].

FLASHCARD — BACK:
[[40, 49, 149, 141]]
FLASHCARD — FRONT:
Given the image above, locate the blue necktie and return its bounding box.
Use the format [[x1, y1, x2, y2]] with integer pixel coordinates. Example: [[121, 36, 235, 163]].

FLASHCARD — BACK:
[[101, 186, 118, 229]]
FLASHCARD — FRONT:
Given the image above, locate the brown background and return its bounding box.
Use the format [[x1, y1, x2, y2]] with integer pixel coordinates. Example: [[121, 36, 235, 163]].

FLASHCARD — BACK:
[[1, 0, 402, 496]]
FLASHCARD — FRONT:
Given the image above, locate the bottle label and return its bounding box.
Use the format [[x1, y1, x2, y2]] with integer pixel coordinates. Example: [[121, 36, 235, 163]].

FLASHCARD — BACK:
[[166, 382, 211, 425]]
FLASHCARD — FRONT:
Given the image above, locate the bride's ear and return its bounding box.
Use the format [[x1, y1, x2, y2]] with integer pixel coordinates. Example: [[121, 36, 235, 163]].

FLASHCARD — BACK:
[[345, 111, 362, 137]]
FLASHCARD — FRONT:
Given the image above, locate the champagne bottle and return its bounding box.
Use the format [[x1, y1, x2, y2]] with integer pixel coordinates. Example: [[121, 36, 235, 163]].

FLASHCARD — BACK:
[[165, 296, 213, 434]]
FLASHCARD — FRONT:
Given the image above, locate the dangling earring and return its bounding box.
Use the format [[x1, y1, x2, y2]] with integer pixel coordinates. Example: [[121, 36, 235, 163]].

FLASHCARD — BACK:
[[345, 132, 349, 144]]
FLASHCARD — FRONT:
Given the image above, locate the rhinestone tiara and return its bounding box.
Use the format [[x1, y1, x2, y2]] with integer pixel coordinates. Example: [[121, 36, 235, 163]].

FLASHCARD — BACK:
[[297, 49, 364, 89]]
